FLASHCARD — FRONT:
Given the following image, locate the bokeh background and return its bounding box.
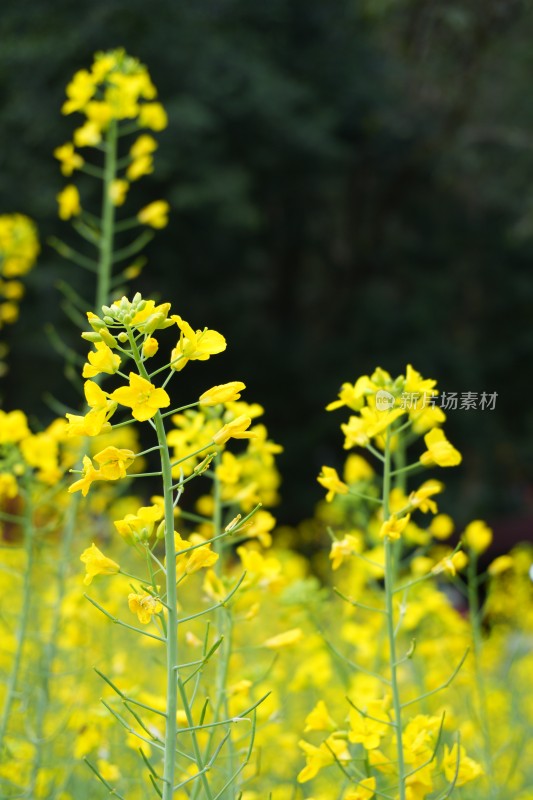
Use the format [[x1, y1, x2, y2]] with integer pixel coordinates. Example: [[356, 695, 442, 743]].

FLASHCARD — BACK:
[[1, 0, 532, 541]]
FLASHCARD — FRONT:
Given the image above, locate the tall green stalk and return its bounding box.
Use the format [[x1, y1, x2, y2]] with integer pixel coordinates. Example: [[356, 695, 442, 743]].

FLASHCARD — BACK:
[[382, 429, 406, 800], [467, 554, 496, 797], [127, 330, 214, 800], [200, 454, 237, 800], [0, 491, 33, 756], [97, 119, 118, 311]]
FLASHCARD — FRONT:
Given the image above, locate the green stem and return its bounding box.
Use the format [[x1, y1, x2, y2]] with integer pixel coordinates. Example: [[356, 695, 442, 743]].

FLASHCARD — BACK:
[[467, 553, 495, 796], [26, 494, 81, 797], [154, 409, 180, 800], [97, 120, 118, 311], [0, 490, 33, 755], [201, 455, 237, 800], [382, 429, 406, 800], [127, 327, 213, 800]]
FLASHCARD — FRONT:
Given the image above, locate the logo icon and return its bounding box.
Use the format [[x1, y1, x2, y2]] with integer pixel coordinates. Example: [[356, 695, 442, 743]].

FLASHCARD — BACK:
[[375, 390, 395, 411]]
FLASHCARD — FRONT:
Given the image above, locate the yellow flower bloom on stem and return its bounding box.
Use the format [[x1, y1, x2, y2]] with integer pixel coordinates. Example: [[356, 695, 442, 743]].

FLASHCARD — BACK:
[[68, 455, 102, 496], [114, 504, 163, 544], [131, 134, 158, 158], [488, 554, 514, 575], [379, 513, 411, 542], [343, 453, 374, 483], [297, 736, 350, 783], [128, 592, 163, 624], [348, 699, 391, 750], [442, 743, 484, 786], [244, 509, 276, 547], [408, 479, 444, 514], [341, 415, 370, 449], [420, 428, 462, 467], [74, 120, 102, 147], [429, 513, 454, 540], [57, 185, 81, 220], [405, 764, 434, 800], [175, 538, 219, 579], [170, 316, 226, 371], [62, 69, 96, 114], [402, 715, 441, 766], [0, 213, 40, 278], [111, 372, 170, 421], [130, 299, 172, 333], [0, 409, 30, 443], [326, 376, 375, 411], [345, 777, 376, 800], [199, 381, 246, 406], [462, 520, 493, 554], [317, 465, 349, 502], [127, 155, 154, 181], [54, 142, 84, 176], [138, 102, 168, 130], [82, 341, 121, 378], [66, 379, 117, 436], [432, 550, 468, 577], [212, 415, 254, 445], [360, 405, 406, 439], [304, 700, 337, 733], [93, 446, 135, 480], [142, 337, 159, 358], [329, 532, 363, 570], [137, 200, 170, 230], [80, 543, 120, 585], [404, 364, 437, 398]]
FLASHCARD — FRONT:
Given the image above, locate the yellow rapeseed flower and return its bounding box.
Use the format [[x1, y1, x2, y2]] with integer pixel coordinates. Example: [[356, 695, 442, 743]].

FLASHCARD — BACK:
[[82, 341, 121, 378], [128, 592, 163, 624], [442, 743, 484, 786], [80, 543, 120, 585], [462, 520, 493, 554], [420, 428, 462, 467], [54, 142, 84, 176], [170, 316, 226, 371], [138, 102, 168, 130], [379, 514, 411, 541], [134, 198, 170, 229], [348, 699, 390, 750], [304, 700, 337, 733], [68, 455, 102, 496], [345, 777, 376, 800], [57, 185, 81, 220], [142, 337, 159, 358], [317, 465, 349, 502], [93, 446, 135, 480], [111, 372, 170, 421], [199, 381, 246, 406], [212, 415, 255, 445]]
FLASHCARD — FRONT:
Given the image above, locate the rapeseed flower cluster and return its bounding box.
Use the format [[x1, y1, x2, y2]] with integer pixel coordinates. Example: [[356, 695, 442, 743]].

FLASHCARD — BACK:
[[0, 214, 40, 375], [55, 49, 168, 227], [305, 366, 487, 799]]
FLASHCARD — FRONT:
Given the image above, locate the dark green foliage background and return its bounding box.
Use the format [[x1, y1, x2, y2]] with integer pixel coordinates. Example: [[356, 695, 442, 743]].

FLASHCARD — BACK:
[[1, 0, 532, 535]]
